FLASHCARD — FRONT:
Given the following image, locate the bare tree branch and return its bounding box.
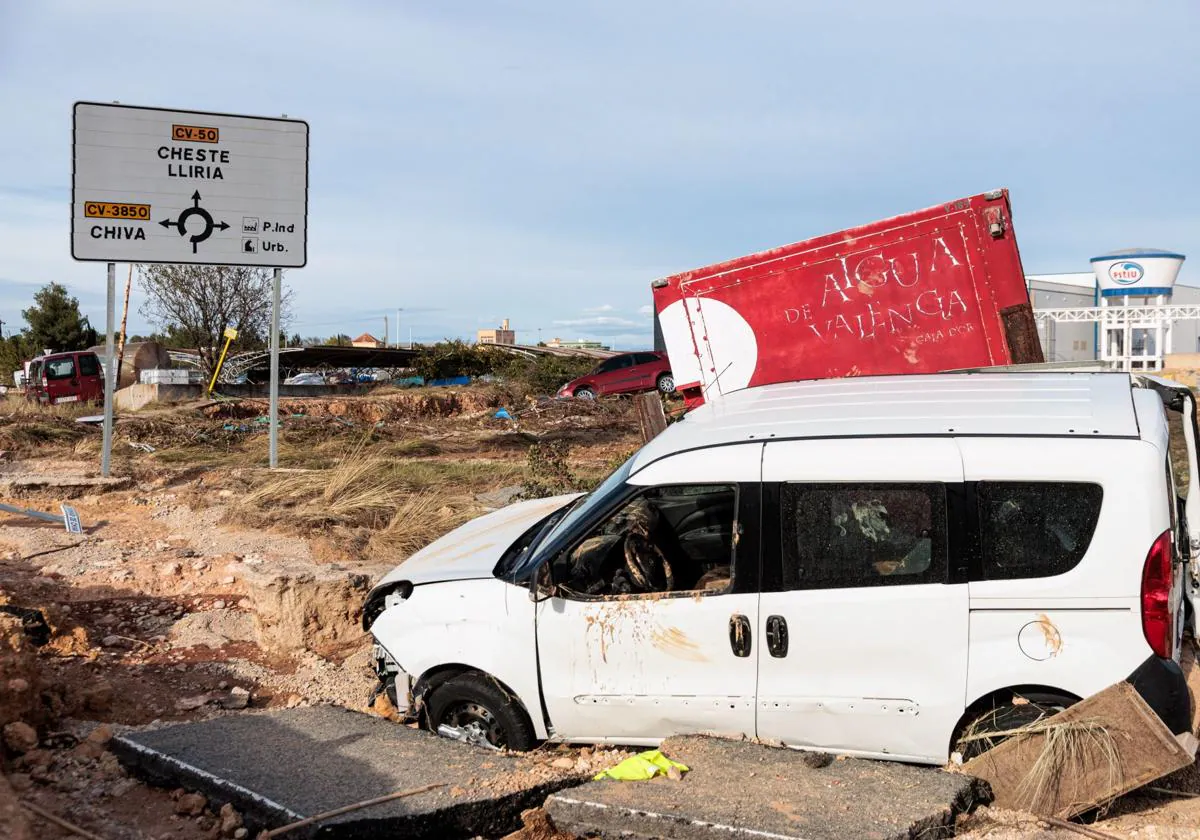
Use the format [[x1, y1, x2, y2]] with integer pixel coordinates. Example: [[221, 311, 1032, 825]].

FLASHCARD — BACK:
[[137, 265, 293, 374]]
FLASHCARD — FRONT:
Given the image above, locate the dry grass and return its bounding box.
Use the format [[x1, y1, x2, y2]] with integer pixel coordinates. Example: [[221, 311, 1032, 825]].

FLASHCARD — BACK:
[[0, 394, 98, 419], [1013, 718, 1123, 816], [0, 396, 96, 454], [235, 434, 520, 535], [242, 440, 404, 527], [960, 713, 1124, 817], [368, 491, 481, 557]]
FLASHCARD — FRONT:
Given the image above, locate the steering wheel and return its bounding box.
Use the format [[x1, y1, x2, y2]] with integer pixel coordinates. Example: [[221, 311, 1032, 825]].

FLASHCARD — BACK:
[[623, 533, 675, 592]]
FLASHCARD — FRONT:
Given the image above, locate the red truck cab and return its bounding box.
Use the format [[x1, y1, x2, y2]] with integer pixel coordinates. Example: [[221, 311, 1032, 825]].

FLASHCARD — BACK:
[[26, 351, 105, 405], [652, 189, 1043, 408]]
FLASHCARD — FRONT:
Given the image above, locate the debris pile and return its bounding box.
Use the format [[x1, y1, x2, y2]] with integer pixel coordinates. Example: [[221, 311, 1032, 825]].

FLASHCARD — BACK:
[[961, 681, 1194, 818]]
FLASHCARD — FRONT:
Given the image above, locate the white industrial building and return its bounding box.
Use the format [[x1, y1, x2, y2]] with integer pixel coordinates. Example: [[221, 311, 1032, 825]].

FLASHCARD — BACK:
[[1028, 249, 1194, 369]]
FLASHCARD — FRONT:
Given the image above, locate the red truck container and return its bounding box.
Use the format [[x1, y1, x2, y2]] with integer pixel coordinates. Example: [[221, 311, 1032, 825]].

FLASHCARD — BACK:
[[652, 189, 1043, 408]]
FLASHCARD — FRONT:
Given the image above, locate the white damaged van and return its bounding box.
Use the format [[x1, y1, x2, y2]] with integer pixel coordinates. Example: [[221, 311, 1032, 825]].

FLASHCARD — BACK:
[[364, 372, 1198, 761]]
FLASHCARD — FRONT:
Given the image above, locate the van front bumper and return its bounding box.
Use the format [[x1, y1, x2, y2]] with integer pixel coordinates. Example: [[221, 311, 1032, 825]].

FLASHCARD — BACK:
[[372, 642, 416, 719], [1127, 654, 1193, 736]]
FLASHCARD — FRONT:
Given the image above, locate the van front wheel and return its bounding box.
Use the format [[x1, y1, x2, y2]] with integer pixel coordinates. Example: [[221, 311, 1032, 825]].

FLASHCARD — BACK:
[[425, 673, 537, 751]]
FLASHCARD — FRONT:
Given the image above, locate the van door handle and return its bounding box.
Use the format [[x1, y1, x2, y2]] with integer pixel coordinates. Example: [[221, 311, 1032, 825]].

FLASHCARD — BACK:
[[729, 614, 751, 657], [765, 615, 789, 658]]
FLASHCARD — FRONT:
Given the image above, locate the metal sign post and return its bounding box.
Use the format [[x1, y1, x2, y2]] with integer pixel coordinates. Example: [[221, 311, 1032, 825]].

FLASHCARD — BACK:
[[270, 268, 281, 468], [71, 102, 309, 472], [101, 262, 115, 477]]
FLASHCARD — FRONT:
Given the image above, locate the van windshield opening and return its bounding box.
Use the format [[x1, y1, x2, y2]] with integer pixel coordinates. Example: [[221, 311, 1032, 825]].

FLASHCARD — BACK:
[[502, 454, 637, 582]]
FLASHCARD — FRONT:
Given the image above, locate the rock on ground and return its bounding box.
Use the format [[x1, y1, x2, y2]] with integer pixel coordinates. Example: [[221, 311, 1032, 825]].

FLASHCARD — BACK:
[[2, 721, 37, 754], [501, 808, 577, 840], [0, 615, 41, 729], [0, 773, 31, 840]]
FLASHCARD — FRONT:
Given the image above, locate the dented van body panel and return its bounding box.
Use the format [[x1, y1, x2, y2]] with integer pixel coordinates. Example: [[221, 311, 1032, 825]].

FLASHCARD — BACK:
[[369, 577, 549, 740]]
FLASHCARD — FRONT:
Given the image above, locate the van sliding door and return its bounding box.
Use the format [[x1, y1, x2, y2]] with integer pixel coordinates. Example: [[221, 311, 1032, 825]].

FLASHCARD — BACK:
[[757, 438, 968, 763]]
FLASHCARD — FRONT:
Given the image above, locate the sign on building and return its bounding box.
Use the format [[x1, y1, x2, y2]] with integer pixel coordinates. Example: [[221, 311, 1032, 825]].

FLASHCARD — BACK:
[[71, 102, 308, 267], [1091, 249, 1185, 298]]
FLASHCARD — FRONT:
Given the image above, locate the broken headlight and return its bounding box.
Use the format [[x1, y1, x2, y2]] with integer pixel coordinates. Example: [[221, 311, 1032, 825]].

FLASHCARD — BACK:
[[361, 580, 413, 631]]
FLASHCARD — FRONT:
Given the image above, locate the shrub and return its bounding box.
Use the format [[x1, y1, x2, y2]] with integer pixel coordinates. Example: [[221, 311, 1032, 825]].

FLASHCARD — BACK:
[[499, 354, 595, 398], [412, 340, 508, 381], [521, 440, 586, 499]]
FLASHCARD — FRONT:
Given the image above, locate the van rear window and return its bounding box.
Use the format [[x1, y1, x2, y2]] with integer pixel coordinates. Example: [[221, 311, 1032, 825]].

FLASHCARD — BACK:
[[45, 358, 76, 380], [78, 354, 100, 376], [977, 482, 1103, 580]]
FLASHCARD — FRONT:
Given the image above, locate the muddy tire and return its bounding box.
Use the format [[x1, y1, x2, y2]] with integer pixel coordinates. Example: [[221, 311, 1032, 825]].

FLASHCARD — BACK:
[[574, 386, 596, 400], [954, 692, 1075, 761], [425, 673, 537, 751], [656, 374, 675, 394]]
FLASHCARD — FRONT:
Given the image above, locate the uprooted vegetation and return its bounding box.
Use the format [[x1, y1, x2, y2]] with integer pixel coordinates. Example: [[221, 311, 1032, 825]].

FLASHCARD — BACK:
[[0, 397, 94, 456], [105, 386, 640, 562]]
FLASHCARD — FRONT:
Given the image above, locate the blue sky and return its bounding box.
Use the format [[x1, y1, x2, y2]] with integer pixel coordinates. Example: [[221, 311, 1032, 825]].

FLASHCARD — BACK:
[[1, 0, 1197, 349]]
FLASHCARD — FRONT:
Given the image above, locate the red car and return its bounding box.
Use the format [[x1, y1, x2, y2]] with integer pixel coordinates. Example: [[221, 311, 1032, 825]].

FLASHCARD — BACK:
[[26, 351, 105, 406], [556, 351, 674, 400]]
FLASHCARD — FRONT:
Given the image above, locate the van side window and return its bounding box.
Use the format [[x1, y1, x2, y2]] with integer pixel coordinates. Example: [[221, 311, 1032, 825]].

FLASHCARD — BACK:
[[45, 358, 76, 380], [780, 484, 947, 590], [556, 484, 738, 598], [977, 482, 1103, 580], [78, 354, 100, 377]]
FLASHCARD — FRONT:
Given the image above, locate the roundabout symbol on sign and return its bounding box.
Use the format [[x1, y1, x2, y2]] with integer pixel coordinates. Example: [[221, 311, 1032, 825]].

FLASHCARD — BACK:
[[159, 190, 230, 253]]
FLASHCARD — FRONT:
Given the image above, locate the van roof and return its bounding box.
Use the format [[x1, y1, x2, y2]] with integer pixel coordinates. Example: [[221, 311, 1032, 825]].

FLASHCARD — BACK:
[[635, 372, 1141, 466]]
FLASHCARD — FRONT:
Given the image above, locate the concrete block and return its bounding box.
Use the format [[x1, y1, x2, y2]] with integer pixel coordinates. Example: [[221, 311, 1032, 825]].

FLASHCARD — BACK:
[[111, 706, 583, 839], [546, 736, 989, 840]]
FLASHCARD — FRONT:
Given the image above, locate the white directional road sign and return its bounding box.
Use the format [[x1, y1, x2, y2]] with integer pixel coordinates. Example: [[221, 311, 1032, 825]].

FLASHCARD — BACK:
[[72, 102, 308, 267]]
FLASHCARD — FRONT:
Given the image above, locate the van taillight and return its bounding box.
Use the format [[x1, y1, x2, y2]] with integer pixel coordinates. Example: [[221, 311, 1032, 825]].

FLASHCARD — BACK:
[[1140, 529, 1174, 659]]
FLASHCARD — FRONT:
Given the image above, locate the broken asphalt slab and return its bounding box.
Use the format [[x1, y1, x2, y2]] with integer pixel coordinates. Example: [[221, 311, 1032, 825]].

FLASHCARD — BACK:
[[110, 706, 584, 839], [546, 736, 990, 840], [0, 474, 131, 492]]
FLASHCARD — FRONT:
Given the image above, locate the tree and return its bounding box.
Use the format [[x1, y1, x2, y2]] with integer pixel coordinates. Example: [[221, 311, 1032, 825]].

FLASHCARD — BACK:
[[0, 334, 34, 386], [22, 282, 97, 353], [327, 334, 351, 346], [137, 265, 292, 373]]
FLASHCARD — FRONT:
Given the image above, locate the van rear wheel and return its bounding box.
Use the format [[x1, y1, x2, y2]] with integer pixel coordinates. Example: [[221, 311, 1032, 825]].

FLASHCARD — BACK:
[[954, 692, 1075, 761], [425, 673, 537, 751]]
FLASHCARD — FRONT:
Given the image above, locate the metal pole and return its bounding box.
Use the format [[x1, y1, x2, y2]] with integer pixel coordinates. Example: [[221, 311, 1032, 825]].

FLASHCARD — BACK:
[[101, 262, 116, 477], [270, 268, 281, 468]]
